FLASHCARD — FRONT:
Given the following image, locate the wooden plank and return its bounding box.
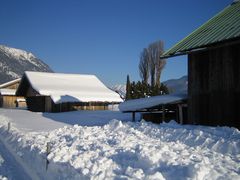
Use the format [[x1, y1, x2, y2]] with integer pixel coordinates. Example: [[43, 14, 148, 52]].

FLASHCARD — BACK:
[[188, 43, 240, 129]]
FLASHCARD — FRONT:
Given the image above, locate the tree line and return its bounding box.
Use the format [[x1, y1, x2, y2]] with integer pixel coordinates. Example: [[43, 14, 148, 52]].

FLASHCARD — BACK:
[[126, 40, 169, 100]]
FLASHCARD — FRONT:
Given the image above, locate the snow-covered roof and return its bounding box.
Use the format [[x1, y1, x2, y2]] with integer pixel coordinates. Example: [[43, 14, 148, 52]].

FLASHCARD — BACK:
[[0, 88, 16, 95], [119, 92, 187, 112], [0, 78, 21, 89], [19, 71, 123, 104]]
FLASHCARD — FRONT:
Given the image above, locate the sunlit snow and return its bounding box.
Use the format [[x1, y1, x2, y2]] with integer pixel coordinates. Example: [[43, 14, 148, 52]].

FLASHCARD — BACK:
[[0, 109, 239, 179]]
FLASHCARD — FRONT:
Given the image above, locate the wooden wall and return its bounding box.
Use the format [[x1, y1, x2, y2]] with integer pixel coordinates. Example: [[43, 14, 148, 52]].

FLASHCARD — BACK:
[[5, 82, 20, 89], [0, 95, 26, 108], [26, 96, 46, 112], [26, 96, 109, 112], [51, 101, 109, 112], [1, 81, 20, 89], [188, 43, 240, 129]]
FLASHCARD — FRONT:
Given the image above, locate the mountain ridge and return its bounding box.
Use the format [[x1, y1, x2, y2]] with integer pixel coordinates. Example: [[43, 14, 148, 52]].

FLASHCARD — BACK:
[[0, 45, 53, 84]]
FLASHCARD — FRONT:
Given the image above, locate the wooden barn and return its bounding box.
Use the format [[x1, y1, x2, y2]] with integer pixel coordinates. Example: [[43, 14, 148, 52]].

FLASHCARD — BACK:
[[16, 71, 123, 112], [161, 1, 240, 129], [119, 92, 188, 124], [0, 78, 26, 108]]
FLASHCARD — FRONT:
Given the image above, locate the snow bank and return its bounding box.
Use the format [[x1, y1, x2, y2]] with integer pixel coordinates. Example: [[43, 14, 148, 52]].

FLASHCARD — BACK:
[[0, 112, 239, 179], [0, 154, 8, 180]]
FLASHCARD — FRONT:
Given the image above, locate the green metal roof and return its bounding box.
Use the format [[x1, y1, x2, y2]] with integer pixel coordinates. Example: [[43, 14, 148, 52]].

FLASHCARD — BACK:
[[162, 1, 240, 58]]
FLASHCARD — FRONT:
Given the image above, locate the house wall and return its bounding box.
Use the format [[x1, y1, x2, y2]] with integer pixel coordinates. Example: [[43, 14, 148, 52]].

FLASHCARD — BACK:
[[0, 95, 26, 108], [188, 43, 240, 129], [51, 102, 109, 112], [26, 96, 46, 112], [26, 96, 109, 112]]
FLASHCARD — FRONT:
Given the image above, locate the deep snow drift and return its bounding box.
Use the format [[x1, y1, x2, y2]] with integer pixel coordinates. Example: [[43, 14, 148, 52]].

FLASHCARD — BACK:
[[0, 109, 239, 179]]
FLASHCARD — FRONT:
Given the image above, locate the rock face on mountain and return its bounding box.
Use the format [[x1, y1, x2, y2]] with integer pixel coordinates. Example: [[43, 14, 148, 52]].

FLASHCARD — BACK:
[[0, 45, 53, 84]]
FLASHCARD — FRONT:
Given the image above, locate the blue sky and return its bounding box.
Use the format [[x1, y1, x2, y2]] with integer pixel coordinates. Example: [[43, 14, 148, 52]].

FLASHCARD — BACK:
[[0, 0, 231, 86]]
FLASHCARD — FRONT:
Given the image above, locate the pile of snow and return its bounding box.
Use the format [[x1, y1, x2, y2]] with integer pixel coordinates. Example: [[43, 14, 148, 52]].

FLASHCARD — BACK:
[[19, 71, 123, 104], [0, 154, 7, 180], [0, 109, 239, 179]]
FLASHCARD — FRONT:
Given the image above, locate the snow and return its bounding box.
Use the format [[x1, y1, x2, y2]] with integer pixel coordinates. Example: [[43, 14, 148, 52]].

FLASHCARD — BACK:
[[5, 71, 20, 79], [110, 84, 126, 99], [0, 45, 37, 66], [0, 89, 16, 96], [0, 140, 31, 180], [0, 109, 132, 132], [0, 108, 239, 179], [119, 92, 187, 112], [21, 71, 123, 103]]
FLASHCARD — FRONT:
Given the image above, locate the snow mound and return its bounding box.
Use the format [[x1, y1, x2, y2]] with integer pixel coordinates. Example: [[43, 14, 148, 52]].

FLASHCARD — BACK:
[[0, 115, 239, 179]]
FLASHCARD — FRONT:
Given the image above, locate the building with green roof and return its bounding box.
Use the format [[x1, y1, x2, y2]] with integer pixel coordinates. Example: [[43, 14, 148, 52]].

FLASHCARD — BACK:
[[162, 1, 240, 129]]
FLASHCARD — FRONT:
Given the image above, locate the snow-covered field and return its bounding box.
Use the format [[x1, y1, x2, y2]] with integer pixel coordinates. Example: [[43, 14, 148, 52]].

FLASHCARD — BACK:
[[0, 108, 239, 180]]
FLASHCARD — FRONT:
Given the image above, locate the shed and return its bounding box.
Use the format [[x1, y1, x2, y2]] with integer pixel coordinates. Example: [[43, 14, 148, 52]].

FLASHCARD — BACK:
[[16, 71, 123, 112], [161, 1, 240, 129], [119, 92, 187, 124], [0, 79, 26, 108]]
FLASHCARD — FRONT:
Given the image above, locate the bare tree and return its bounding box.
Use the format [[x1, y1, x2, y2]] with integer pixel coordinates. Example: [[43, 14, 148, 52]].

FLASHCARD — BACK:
[[139, 48, 149, 84], [148, 45, 156, 87], [139, 40, 166, 87], [154, 41, 166, 87]]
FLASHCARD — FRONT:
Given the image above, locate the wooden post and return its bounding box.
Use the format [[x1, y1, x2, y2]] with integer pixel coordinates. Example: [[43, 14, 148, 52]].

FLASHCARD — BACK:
[[132, 112, 136, 122], [178, 104, 183, 124], [162, 105, 165, 122], [46, 142, 51, 171], [7, 122, 11, 131]]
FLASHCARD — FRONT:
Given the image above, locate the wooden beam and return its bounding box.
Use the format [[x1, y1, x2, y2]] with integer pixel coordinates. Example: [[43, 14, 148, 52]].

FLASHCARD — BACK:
[[162, 105, 165, 122], [132, 112, 136, 122], [178, 104, 183, 124]]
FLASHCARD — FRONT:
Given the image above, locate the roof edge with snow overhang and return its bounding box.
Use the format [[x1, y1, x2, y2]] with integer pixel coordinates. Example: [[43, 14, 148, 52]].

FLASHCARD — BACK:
[[119, 92, 187, 112]]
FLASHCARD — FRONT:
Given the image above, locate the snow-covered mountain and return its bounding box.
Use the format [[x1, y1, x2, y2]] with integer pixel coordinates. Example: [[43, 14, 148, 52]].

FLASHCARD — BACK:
[[0, 45, 53, 84], [111, 75, 188, 98], [110, 84, 126, 99], [163, 75, 188, 93]]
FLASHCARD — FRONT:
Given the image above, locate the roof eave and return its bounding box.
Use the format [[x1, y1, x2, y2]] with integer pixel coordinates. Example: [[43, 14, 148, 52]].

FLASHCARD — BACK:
[[161, 37, 240, 59]]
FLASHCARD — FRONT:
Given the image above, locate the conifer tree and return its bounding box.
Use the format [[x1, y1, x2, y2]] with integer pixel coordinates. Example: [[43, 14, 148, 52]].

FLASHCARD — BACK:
[[126, 75, 131, 100]]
